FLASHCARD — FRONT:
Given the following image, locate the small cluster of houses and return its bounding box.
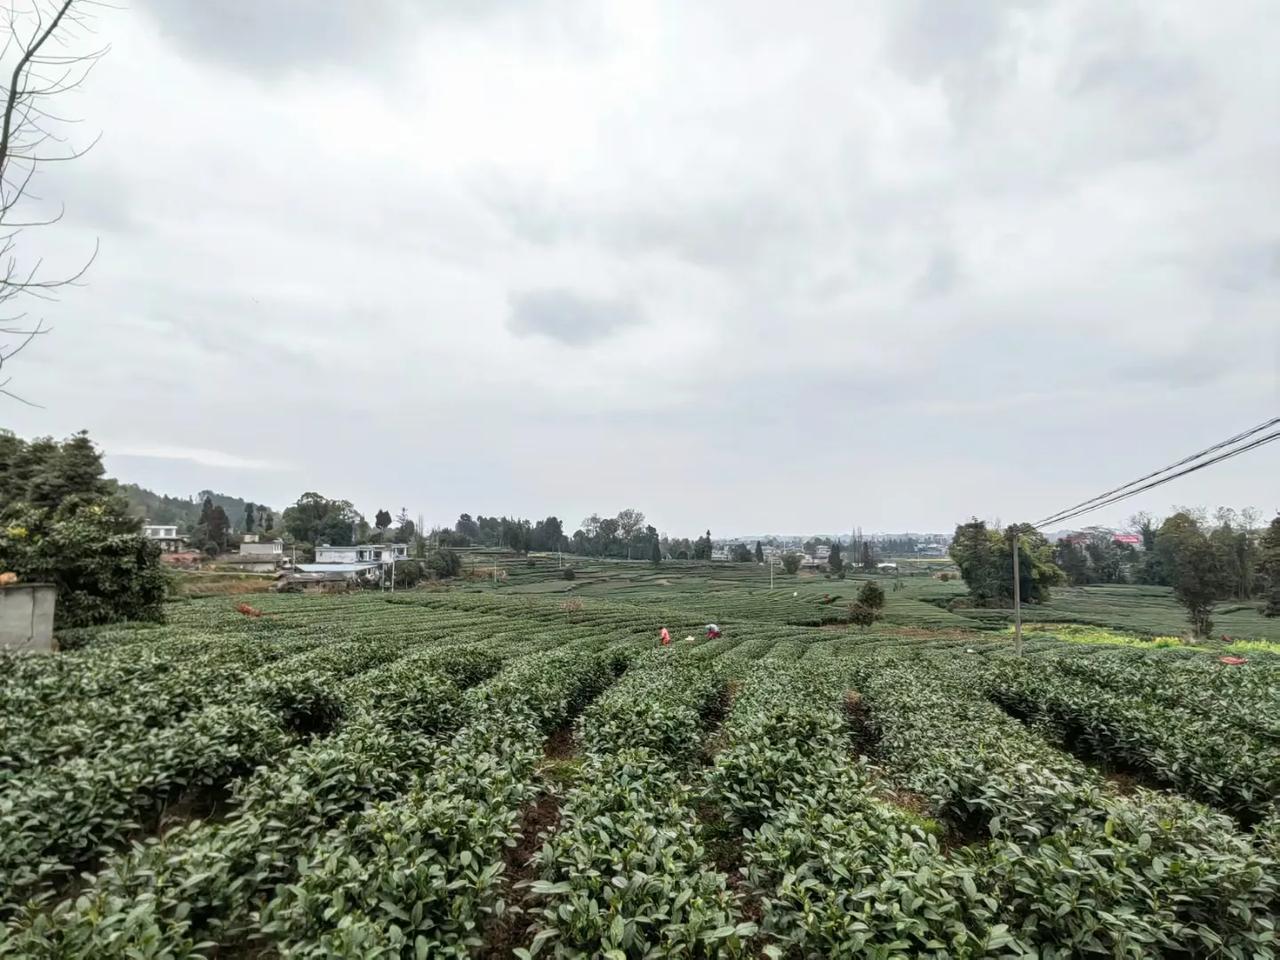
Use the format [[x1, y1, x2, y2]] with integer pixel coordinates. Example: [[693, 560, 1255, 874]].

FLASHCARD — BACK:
[[141, 522, 409, 592]]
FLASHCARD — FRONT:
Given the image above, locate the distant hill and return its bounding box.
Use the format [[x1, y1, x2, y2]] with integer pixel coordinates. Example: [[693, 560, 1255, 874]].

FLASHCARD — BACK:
[[115, 482, 274, 534]]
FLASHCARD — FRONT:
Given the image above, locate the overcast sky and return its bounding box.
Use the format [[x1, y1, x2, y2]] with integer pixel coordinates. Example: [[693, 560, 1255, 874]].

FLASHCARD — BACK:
[[3, 0, 1277, 536]]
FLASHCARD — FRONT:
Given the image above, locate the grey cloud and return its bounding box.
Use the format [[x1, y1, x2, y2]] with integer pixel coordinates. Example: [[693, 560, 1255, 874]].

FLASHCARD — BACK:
[[134, 0, 515, 73], [886, 0, 1034, 110], [914, 248, 960, 299], [507, 289, 642, 346], [1066, 50, 1218, 160], [888, 0, 1020, 81]]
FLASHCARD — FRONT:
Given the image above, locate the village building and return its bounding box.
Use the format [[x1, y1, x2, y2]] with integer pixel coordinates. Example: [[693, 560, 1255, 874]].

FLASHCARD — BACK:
[[142, 523, 188, 553], [239, 533, 285, 558], [315, 543, 409, 564]]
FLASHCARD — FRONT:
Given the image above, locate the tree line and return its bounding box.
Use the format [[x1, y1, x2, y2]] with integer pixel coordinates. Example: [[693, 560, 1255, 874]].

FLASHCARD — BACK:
[[950, 509, 1280, 638], [434, 509, 716, 564]]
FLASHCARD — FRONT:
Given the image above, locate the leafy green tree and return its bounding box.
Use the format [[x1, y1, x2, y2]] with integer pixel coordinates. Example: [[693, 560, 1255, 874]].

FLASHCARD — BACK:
[[393, 508, 415, 544], [615, 508, 646, 559], [857, 579, 886, 610], [693, 530, 713, 561], [650, 537, 662, 565], [0, 431, 165, 627], [1054, 539, 1090, 586], [861, 541, 874, 571], [828, 541, 843, 575], [596, 517, 620, 557], [847, 602, 877, 627], [243, 502, 256, 533], [949, 520, 1061, 607], [781, 552, 801, 574], [668, 537, 693, 560], [392, 559, 426, 589], [208, 506, 231, 552], [532, 516, 565, 552], [1260, 515, 1280, 617], [1155, 512, 1228, 638], [282, 493, 363, 546], [374, 509, 392, 534], [25, 431, 107, 511], [1129, 512, 1166, 585], [454, 513, 480, 543], [426, 547, 462, 579], [755, 541, 764, 564], [730, 543, 753, 563]]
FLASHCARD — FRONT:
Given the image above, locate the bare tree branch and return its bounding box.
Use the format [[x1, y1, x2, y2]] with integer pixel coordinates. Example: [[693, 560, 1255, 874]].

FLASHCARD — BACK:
[[0, 0, 105, 404]]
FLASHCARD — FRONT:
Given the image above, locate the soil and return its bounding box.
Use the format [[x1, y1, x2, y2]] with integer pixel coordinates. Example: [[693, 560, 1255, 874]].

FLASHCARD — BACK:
[[478, 729, 575, 958], [699, 682, 740, 761], [155, 782, 236, 834], [1103, 769, 1142, 795], [543, 723, 577, 761], [843, 690, 880, 756]]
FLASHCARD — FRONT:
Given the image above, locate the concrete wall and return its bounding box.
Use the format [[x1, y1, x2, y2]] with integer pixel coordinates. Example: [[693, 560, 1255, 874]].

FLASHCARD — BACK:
[[0, 584, 57, 653], [315, 546, 358, 563]]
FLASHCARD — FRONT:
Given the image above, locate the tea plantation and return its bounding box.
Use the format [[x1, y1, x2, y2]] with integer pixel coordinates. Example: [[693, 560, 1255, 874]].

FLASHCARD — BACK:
[[1, 583, 1276, 958]]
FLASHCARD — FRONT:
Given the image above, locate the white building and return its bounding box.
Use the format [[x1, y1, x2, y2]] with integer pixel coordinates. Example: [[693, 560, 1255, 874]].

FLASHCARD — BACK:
[[239, 538, 284, 558], [315, 543, 408, 564], [142, 523, 187, 552]]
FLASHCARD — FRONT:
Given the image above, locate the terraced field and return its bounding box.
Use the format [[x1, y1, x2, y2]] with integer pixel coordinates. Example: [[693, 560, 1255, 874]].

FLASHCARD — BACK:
[[454, 551, 1280, 642], [1, 589, 1276, 957]]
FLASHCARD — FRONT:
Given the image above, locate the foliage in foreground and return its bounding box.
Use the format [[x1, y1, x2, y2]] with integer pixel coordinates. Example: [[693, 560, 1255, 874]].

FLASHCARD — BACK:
[[0, 431, 166, 626]]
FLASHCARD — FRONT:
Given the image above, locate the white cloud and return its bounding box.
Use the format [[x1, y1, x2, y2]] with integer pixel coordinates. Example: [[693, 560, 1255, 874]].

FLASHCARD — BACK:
[[109, 446, 291, 472]]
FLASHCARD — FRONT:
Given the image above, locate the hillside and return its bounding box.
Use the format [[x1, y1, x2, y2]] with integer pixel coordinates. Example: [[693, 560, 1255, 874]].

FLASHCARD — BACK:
[[115, 482, 273, 533]]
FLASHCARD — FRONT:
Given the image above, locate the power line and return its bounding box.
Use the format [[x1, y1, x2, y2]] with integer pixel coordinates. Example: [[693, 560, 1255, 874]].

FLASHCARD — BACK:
[[1035, 426, 1280, 528], [1034, 416, 1280, 528]]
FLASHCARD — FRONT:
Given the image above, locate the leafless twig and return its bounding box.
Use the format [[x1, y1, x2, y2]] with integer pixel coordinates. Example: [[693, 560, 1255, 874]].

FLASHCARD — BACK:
[[0, 0, 108, 405]]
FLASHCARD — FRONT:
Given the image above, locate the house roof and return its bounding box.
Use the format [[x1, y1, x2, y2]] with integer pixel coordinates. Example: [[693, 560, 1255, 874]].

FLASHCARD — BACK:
[[317, 543, 404, 550], [296, 563, 380, 573]]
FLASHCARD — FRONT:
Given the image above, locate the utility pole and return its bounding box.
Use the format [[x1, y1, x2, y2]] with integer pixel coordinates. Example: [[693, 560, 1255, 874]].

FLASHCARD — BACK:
[[1010, 530, 1023, 656], [770, 558, 775, 590]]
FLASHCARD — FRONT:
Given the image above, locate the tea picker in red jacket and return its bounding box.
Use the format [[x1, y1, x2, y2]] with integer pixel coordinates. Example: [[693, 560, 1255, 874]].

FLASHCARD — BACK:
[[705, 623, 721, 640]]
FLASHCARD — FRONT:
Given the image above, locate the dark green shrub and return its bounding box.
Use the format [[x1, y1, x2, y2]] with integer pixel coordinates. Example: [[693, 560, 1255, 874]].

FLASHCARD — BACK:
[[857, 580, 886, 610]]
